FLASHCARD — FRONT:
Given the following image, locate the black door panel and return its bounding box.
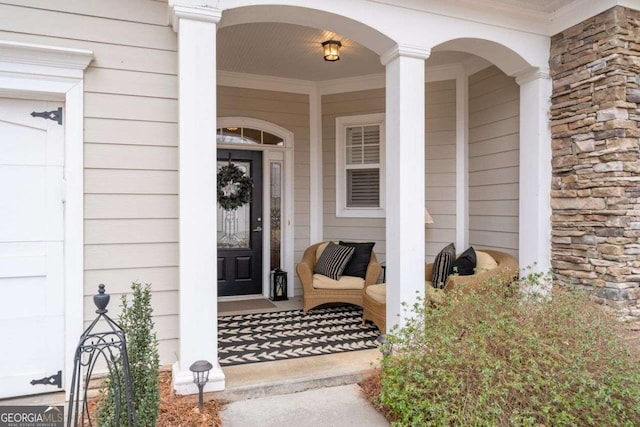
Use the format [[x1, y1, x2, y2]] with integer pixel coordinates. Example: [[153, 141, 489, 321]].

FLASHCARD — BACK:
[[217, 149, 263, 296]]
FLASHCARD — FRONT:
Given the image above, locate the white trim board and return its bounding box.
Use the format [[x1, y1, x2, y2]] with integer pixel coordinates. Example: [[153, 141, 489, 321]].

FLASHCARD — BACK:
[[218, 70, 315, 94], [550, 0, 639, 36], [369, 0, 638, 37], [309, 88, 323, 243], [218, 63, 472, 96], [0, 40, 92, 400]]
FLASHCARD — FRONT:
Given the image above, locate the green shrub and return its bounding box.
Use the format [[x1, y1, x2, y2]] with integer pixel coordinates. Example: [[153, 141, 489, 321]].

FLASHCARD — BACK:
[[98, 282, 160, 426], [378, 271, 640, 426]]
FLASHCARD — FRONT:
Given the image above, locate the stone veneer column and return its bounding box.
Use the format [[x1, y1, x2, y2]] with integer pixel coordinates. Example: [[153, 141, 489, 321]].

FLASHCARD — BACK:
[[550, 6, 640, 315]]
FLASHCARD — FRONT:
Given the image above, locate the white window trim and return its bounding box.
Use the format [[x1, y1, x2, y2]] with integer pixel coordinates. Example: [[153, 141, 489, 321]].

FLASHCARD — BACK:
[[335, 113, 385, 218]]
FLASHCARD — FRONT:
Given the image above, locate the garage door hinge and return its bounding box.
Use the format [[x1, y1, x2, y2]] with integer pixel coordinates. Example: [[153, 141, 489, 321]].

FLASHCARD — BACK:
[[30, 107, 63, 125], [30, 370, 62, 388]]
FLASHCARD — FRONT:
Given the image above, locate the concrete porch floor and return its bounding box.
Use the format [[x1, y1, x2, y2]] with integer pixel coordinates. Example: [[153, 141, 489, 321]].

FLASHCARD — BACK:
[[212, 348, 382, 402]]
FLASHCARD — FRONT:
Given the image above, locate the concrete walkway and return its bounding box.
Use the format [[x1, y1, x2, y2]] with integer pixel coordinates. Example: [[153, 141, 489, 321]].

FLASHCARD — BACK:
[[215, 347, 389, 426], [220, 383, 389, 427]]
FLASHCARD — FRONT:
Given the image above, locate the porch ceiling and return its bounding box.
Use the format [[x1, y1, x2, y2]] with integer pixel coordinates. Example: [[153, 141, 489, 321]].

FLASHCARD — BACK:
[[216, 0, 589, 81], [217, 22, 473, 81]]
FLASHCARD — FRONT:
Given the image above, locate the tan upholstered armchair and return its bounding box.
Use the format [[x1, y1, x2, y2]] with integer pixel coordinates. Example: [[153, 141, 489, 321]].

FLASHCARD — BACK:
[[362, 249, 519, 333], [296, 242, 382, 313]]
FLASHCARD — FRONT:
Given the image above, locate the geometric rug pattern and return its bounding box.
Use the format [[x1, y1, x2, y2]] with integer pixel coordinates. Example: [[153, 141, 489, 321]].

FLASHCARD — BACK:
[[218, 306, 381, 366]]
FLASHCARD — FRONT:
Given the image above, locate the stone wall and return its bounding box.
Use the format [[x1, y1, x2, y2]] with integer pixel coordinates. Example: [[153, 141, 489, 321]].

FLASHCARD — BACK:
[[550, 6, 640, 316]]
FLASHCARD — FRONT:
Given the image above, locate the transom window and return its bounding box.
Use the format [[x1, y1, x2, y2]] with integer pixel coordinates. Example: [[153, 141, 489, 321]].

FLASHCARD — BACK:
[[216, 127, 284, 146], [336, 113, 385, 218]]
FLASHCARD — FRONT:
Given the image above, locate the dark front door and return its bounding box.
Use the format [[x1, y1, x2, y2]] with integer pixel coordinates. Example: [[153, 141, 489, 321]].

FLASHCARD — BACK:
[[217, 149, 263, 296]]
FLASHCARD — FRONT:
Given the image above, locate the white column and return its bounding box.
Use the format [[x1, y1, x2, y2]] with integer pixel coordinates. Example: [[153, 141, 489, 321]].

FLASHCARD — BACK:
[[169, 2, 225, 394], [517, 69, 552, 274], [382, 45, 430, 330]]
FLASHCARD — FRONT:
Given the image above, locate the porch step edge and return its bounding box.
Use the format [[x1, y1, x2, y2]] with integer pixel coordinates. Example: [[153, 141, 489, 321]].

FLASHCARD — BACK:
[[210, 368, 377, 402]]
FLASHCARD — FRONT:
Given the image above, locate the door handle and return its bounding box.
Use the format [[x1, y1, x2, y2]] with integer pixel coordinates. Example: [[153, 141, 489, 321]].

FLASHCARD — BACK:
[[253, 226, 263, 232]]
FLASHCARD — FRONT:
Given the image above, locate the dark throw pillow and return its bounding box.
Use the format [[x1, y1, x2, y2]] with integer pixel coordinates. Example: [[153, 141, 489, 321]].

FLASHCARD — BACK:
[[314, 242, 355, 280], [452, 246, 477, 276], [339, 241, 375, 279], [432, 243, 456, 289]]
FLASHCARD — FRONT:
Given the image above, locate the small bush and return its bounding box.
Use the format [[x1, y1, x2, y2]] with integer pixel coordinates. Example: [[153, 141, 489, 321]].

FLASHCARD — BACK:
[[379, 272, 640, 426], [98, 282, 160, 426]]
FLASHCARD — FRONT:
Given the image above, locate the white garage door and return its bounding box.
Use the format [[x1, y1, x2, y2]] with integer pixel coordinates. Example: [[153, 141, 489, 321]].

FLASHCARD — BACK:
[[0, 97, 65, 398]]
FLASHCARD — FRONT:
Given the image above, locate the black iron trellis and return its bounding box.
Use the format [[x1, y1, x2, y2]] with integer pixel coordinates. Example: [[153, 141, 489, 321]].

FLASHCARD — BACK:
[[67, 284, 136, 427]]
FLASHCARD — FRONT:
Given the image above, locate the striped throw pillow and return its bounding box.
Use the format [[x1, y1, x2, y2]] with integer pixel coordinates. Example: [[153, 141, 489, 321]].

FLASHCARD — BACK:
[[313, 242, 355, 280], [432, 243, 456, 289]]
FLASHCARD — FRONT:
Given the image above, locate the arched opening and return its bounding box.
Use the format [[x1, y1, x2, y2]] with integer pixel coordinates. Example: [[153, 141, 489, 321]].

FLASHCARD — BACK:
[[219, 4, 396, 55], [216, 117, 295, 300], [172, 0, 550, 393], [216, 10, 396, 302], [433, 38, 536, 77], [214, 5, 548, 321], [426, 36, 550, 269]]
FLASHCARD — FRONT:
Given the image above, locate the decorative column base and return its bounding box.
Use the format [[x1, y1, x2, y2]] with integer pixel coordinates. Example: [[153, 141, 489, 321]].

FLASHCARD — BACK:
[[172, 361, 225, 395]]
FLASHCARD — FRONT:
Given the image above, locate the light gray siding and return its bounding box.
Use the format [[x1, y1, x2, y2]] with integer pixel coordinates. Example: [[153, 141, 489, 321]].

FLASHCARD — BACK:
[[322, 81, 457, 264], [0, 0, 178, 363], [0, 0, 180, 364], [321, 89, 386, 259], [425, 80, 457, 262], [468, 66, 520, 259], [218, 86, 311, 295], [0, 0, 519, 368], [1, 0, 312, 363]]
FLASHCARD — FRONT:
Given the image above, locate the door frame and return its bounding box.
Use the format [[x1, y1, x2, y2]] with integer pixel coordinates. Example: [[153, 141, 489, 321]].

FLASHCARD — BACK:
[[0, 40, 93, 398], [217, 117, 295, 299]]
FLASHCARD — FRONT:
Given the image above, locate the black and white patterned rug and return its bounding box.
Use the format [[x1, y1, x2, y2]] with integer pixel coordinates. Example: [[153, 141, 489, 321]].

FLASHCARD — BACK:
[[218, 306, 381, 366]]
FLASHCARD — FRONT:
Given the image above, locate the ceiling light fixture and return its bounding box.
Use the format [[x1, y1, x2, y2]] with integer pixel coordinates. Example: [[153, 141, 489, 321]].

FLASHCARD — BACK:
[[322, 40, 341, 62]]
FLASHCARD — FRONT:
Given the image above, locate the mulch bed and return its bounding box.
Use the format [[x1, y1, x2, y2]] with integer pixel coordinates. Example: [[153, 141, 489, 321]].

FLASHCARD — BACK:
[[157, 370, 223, 427], [87, 371, 223, 427], [359, 368, 395, 423]]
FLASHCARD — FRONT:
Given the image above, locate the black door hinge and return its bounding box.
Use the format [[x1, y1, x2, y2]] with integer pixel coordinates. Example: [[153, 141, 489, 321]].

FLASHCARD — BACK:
[[31, 107, 63, 125], [30, 370, 62, 388]]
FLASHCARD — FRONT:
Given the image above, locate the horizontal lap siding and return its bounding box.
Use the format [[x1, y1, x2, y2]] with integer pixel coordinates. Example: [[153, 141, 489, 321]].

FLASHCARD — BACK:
[[322, 89, 387, 261], [468, 66, 519, 259], [426, 80, 457, 262], [0, 0, 181, 364], [322, 82, 456, 265], [217, 86, 310, 295]]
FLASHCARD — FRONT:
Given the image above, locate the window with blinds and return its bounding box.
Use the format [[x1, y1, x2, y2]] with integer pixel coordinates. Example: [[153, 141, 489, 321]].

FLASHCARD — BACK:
[[336, 114, 385, 217]]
